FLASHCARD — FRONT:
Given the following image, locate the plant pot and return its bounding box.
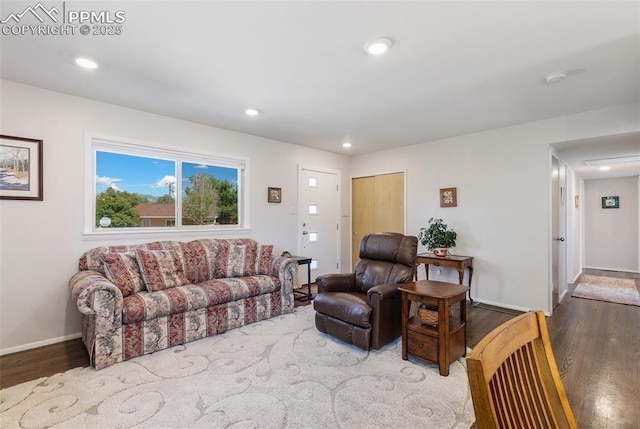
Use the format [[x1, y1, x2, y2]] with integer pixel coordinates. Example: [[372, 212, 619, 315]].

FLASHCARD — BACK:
[[434, 247, 449, 257]]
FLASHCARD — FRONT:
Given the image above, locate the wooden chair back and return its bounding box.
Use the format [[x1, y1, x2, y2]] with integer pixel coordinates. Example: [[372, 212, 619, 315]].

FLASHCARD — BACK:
[[466, 311, 577, 429]]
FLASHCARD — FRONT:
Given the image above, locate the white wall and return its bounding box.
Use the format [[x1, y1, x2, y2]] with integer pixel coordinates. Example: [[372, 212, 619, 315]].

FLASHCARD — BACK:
[[2, 78, 639, 353], [568, 169, 583, 283], [584, 176, 639, 271], [350, 103, 640, 313], [0, 80, 351, 353]]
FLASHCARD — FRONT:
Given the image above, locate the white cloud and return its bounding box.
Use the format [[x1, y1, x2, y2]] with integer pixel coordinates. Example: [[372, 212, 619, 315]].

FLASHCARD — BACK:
[[195, 164, 208, 169], [96, 176, 122, 188], [155, 175, 176, 187], [110, 183, 121, 191]]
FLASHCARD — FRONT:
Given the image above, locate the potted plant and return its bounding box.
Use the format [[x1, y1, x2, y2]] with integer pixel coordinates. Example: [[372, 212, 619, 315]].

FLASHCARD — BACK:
[[418, 218, 457, 257]]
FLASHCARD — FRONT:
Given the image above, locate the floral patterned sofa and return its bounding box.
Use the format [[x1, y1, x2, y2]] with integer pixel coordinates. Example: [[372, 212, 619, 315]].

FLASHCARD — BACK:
[[69, 238, 298, 369]]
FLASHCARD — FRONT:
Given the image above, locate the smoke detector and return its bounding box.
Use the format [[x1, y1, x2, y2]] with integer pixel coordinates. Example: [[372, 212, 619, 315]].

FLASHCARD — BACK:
[[544, 71, 567, 84]]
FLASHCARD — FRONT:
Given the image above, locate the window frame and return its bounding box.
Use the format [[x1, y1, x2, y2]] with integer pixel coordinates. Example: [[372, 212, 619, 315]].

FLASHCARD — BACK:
[[84, 134, 250, 237]]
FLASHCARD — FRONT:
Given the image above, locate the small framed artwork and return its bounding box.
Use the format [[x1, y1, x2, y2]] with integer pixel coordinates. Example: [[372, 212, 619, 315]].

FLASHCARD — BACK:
[[0, 135, 43, 201], [574, 195, 579, 209], [601, 196, 619, 209], [268, 187, 282, 203], [440, 187, 457, 207]]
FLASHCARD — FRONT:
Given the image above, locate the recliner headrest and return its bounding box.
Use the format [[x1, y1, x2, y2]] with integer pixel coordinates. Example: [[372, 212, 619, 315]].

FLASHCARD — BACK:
[[359, 232, 417, 267]]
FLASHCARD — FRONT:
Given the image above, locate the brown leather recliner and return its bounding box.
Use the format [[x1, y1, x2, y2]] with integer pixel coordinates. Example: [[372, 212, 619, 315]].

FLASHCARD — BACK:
[[313, 232, 418, 351]]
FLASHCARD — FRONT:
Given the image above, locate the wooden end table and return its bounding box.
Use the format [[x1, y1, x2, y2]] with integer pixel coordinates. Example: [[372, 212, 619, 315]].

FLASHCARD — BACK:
[[398, 280, 468, 376], [415, 253, 473, 303], [292, 256, 313, 301]]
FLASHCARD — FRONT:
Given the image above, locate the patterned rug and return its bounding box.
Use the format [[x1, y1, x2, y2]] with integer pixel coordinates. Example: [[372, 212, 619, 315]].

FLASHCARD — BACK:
[[572, 275, 640, 307], [0, 305, 475, 428]]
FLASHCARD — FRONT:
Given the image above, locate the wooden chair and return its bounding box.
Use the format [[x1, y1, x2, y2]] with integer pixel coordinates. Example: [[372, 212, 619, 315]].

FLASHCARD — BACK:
[[466, 311, 577, 429]]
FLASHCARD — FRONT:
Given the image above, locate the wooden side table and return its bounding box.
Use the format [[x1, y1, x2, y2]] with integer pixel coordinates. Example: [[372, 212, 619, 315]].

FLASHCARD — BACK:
[[398, 280, 468, 376], [292, 256, 312, 301], [415, 253, 473, 303]]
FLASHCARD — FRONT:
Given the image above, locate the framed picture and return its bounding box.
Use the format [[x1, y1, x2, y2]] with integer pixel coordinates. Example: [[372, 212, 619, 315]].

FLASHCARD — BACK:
[[268, 186, 282, 203], [602, 196, 619, 209], [0, 135, 43, 201], [440, 187, 457, 207]]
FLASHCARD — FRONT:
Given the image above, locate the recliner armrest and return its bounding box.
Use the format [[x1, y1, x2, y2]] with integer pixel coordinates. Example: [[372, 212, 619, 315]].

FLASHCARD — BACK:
[[316, 273, 357, 293], [367, 283, 401, 301]]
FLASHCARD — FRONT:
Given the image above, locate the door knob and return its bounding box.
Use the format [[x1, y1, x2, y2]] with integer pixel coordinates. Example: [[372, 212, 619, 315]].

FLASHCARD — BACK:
[[302, 230, 308, 235], [555, 237, 565, 242]]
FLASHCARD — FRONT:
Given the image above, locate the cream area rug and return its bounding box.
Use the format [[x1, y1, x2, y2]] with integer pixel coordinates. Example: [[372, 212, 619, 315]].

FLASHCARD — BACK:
[[572, 274, 640, 307], [0, 305, 475, 429]]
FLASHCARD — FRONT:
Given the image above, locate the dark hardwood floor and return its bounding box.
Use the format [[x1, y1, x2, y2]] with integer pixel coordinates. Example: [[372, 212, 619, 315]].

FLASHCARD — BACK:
[[547, 269, 640, 429], [1, 273, 639, 428]]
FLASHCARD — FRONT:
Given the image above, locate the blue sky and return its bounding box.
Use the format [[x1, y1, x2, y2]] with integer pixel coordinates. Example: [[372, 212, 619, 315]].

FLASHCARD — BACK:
[[96, 151, 238, 197]]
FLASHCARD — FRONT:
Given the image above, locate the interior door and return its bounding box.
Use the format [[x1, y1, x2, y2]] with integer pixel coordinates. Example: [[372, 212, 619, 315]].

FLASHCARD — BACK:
[[351, 172, 404, 269], [551, 155, 567, 309], [298, 167, 340, 281], [352, 176, 376, 269]]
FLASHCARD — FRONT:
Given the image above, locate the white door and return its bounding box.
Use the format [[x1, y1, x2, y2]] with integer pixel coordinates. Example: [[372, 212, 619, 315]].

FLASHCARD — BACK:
[[298, 166, 340, 282], [551, 155, 567, 309]]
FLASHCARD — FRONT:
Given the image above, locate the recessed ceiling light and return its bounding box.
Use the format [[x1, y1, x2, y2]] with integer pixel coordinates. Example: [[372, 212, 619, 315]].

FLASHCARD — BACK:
[[244, 108, 260, 116], [342, 142, 352, 148], [599, 166, 611, 171], [75, 57, 98, 69], [364, 37, 393, 55], [544, 71, 567, 84]]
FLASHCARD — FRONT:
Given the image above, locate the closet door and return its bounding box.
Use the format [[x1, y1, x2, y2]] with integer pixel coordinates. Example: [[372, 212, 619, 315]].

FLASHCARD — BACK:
[[351, 172, 404, 269]]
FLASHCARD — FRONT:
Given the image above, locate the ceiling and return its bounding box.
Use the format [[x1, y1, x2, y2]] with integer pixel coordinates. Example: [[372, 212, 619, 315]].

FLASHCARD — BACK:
[[1, 1, 639, 177]]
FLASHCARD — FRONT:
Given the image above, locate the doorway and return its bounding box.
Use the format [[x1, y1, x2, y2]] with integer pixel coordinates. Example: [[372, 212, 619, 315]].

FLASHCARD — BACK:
[[298, 166, 341, 281], [351, 172, 405, 269], [551, 155, 567, 309]]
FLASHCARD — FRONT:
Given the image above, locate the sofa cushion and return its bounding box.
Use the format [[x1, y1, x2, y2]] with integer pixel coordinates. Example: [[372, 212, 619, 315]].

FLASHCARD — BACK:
[[99, 252, 145, 297], [255, 244, 273, 275], [79, 241, 193, 276], [215, 241, 258, 278], [135, 248, 190, 292], [122, 275, 280, 324], [188, 238, 260, 282]]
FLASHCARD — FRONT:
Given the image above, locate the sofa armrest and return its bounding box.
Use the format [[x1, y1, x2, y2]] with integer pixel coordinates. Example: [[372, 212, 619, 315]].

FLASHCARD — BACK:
[[316, 273, 357, 293], [367, 283, 401, 301], [69, 270, 123, 325], [270, 256, 298, 296]]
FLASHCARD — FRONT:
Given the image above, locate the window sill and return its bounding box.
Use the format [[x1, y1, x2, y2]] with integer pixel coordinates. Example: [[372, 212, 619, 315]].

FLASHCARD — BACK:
[[82, 226, 251, 241]]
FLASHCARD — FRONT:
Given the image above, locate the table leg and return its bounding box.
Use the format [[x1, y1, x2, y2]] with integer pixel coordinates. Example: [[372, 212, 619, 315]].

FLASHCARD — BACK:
[[468, 267, 474, 304], [424, 263, 430, 280], [307, 263, 312, 298], [461, 296, 467, 356], [438, 299, 450, 376], [401, 294, 409, 360]]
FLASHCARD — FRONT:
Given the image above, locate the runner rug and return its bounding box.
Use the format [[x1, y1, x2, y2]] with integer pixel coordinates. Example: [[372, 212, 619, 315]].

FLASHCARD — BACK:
[[0, 305, 475, 428], [572, 274, 640, 307]]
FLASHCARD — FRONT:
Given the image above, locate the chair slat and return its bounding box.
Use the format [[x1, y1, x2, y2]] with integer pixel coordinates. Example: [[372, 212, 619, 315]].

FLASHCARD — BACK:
[[466, 311, 577, 429]]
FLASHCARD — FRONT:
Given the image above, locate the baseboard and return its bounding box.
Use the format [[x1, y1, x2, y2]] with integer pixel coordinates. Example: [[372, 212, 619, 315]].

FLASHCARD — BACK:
[[0, 332, 82, 356], [571, 272, 582, 284], [583, 266, 640, 274], [559, 288, 569, 303], [472, 298, 532, 314]]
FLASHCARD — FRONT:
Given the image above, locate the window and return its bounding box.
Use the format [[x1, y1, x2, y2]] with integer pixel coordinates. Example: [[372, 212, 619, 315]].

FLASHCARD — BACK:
[[88, 136, 247, 233]]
